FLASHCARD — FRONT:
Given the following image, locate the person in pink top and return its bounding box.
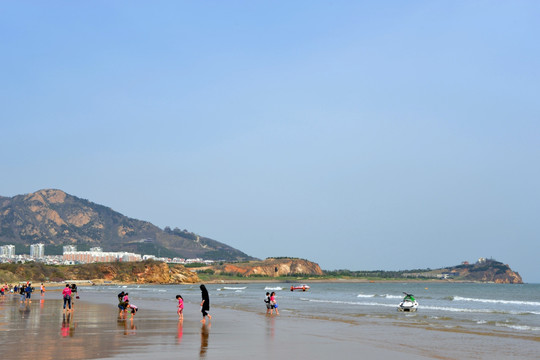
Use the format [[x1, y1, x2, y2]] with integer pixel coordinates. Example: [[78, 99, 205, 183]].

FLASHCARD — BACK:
[[176, 295, 184, 320], [62, 284, 72, 312]]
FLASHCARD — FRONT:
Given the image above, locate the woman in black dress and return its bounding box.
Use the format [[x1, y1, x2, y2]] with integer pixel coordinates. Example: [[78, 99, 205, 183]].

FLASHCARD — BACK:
[[200, 284, 212, 323]]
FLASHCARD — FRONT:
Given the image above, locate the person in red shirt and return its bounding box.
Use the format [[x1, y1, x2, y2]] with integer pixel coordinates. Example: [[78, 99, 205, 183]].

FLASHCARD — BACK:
[[62, 284, 72, 312]]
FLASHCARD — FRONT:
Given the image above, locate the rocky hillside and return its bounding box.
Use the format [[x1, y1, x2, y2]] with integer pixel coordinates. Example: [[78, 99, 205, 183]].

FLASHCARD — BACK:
[[449, 259, 523, 284], [212, 258, 324, 277], [0, 260, 199, 284], [0, 189, 254, 261]]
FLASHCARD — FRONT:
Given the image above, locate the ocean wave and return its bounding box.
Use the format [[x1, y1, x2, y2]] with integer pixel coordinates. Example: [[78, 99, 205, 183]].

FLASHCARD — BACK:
[[265, 287, 283, 291], [357, 294, 376, 298], [302, 298, 396, 308], [452, 296, 540, 307], [495, 323, 540, 331], [382, 294, 402, 299], [222, 287, 247, 290]]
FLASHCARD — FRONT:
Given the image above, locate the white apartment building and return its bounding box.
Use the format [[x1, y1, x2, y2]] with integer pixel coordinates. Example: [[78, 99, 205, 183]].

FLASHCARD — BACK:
[[63, 245, 77, 254], [0, 244, 16, 258], [30, 243, 45, 259], [63, 250, 142, 264]]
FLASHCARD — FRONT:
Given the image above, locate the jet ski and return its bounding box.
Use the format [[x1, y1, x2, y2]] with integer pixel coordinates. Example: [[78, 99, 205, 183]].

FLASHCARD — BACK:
[[397, 292, 418, 312]]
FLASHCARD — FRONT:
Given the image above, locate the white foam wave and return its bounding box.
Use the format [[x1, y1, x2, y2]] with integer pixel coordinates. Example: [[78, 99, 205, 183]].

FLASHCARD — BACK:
[[357, 294, 376, 298], [223, 287, 247, 290], [495, 323, 540, 331], [382, 294, 403, 299], [453, 296, 540, 307], [265, 287, 283, 291]]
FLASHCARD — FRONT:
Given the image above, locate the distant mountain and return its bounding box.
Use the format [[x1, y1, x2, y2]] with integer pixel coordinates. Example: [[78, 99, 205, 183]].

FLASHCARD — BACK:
[[0, 189, 255, 261]]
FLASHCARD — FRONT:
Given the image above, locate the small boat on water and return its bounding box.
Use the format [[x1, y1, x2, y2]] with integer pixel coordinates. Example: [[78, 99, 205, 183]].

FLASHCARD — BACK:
[[290, 284, 310, 291], [397, 292, 418, 312]]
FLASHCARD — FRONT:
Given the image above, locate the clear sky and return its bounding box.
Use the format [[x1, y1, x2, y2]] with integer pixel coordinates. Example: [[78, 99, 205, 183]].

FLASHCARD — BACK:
[[1, 1, 539, 282]]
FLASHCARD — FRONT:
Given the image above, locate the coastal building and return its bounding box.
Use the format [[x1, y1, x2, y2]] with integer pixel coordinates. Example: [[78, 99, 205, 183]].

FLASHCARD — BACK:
[[63, 245, 77, 253], [0, 244, 16, 258], [63, 250, 142, 264], [30, 243, 45, 259]]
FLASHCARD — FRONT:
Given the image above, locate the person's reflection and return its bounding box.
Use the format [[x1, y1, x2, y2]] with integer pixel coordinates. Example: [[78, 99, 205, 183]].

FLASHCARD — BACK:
[[118, 317, 128, 335], [177, 321, 183, 345], [199, 323, 210, 358], [61, 312, 75, 337], [129, 318, 137, 334], [19, 302, 31, 318], [266, 314, 275, 339]]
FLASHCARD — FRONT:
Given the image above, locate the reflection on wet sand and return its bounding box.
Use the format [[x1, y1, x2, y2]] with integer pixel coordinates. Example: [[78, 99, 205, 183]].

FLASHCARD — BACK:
[[61, 312, 76, 337], [0, 296, 158, 359], [266, 314, 275, 339], [177, 321, 183, 345], [200, 323, 210, 358]]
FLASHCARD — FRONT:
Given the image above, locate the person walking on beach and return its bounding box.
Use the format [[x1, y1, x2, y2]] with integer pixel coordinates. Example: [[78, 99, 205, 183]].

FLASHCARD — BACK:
[[176, 295, 184, 321], [62, 284, 72, 312], [200, 284, 212, 324], [270, 291, 279, 315], [40, 283, 45, 296], [265, 292, 272, 314]]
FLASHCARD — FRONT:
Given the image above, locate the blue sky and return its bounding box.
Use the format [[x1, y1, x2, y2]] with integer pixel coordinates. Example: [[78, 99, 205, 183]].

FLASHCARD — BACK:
[[1, 1, 539, 282]]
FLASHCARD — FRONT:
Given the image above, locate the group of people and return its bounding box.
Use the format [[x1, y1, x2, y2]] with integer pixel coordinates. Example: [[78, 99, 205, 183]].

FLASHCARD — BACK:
[[264, 291, 279, 315], [117, 291, 138, 319], [115, 284, 212, 324]]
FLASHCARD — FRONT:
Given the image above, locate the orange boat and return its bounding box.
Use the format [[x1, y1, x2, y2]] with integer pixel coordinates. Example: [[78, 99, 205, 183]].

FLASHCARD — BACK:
[[290, 284, 310, 291]]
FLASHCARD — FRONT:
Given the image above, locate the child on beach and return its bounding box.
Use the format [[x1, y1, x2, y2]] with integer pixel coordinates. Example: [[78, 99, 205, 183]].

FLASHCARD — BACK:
[[265, 292, 271, 314], [127, 302, 138, 319], [270, 291, 279, 315], [176, 295, 184, 320]]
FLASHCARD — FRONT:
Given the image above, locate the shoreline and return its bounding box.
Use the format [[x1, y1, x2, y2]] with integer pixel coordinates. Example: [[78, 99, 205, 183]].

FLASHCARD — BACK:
[[21, 277, 520, 290], [1, 283, 538, 359]]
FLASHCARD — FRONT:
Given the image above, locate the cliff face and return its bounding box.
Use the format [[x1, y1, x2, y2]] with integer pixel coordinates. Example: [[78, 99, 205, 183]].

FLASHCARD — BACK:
[[0, 189, 254, 261], [64, 261, 200, 284], [214, 258, 324, 277]]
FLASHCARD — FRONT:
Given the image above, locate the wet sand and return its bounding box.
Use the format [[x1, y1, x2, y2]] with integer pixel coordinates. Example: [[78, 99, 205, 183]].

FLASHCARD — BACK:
[[0, 292, 538, 359]]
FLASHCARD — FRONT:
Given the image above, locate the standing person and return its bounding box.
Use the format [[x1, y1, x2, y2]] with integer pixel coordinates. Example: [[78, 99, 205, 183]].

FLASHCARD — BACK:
[[265, 292, 272, 314], [40, 283, 46, 296], [62, 284, 72, 312], [71, 284, 78, 299], [19, 285, 25, 303], [176, 295, 184, 321], [118, 291, 126, 319], [25, 283, 33, 303], [270, 291, 279, 315], [200, 285, 212, 324]]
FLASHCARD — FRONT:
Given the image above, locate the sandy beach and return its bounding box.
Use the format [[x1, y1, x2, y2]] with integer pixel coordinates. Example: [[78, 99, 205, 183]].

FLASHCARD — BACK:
[[0, 287, 538, 360]]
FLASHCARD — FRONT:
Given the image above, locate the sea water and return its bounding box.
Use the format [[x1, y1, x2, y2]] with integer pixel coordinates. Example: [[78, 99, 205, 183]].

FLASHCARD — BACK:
[[78, 282, 540, 338]]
